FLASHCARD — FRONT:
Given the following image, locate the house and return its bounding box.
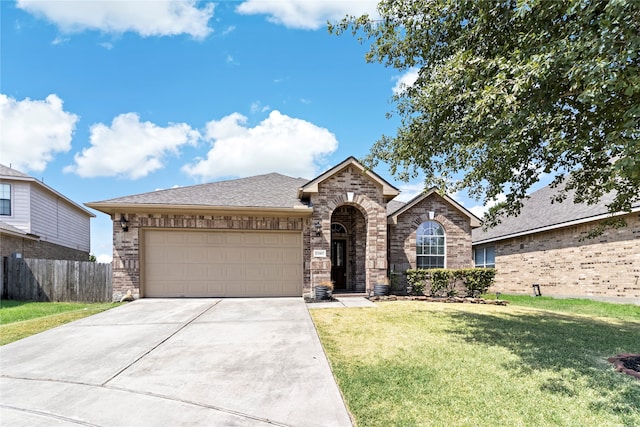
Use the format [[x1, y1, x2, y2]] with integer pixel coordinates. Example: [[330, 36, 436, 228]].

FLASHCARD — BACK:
[[86, 157, 481, 301], [472, 183, 640, 303], [0, 164, 95, 261]]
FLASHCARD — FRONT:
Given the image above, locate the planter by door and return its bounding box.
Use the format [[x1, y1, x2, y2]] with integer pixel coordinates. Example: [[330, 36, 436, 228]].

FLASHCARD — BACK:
[[315, 286, 331, 300], [373, 284, 390, 296]]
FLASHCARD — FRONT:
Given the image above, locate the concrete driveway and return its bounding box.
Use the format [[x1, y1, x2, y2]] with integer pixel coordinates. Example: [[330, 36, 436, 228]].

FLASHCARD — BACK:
[[0, 298, 352, 426]]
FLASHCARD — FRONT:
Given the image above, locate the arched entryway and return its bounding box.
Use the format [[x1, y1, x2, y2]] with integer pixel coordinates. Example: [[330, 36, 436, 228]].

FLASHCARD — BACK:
[[330, 205, 367, 292]]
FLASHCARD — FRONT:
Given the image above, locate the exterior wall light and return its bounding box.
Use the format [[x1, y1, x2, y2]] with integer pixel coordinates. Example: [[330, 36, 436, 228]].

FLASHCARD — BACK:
[[314, 221, 322, 236], [119, 215, 129, 232]]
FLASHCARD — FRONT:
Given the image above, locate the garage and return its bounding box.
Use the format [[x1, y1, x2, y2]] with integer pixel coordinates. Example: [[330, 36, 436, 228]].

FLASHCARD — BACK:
[[143, 229, 302, 297]]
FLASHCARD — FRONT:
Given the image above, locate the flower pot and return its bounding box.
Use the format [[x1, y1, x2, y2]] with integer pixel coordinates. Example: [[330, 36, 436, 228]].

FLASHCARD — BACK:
[[373, 284, 390, 296], [315, 286, 331, 300]]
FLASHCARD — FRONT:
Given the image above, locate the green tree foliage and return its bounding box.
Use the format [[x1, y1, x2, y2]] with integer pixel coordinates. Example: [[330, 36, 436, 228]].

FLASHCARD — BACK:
[[331, 0, 639, 226]]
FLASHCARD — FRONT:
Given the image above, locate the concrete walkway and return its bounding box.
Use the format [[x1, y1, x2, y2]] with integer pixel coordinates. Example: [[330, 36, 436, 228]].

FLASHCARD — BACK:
[[0, 298, 352, 426]]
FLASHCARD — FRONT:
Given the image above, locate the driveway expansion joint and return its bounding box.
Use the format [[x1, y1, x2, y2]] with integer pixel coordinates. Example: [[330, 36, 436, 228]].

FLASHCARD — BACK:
[[0, 404, 100, 427], [101, 299, 222, 386]]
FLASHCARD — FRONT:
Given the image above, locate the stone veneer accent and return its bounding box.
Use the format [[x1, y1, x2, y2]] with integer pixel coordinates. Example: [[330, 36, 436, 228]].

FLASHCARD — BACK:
[[307, 166, 388, 293], [112, 213, 308, 301], [388, 193, 474, 286], [491, 212, 640, 300], [0, 234, 89, 261]]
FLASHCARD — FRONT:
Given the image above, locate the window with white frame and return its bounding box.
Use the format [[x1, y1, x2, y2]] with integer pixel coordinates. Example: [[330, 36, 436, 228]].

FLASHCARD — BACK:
[[474, 245, 495, 268], [0, 184, 10, 216], [416, 221, 445, 269]]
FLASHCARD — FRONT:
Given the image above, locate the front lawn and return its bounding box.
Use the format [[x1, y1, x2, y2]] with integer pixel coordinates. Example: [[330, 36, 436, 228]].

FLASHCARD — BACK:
[[0, 300, 119, 345], [311, 301, 640, 426]]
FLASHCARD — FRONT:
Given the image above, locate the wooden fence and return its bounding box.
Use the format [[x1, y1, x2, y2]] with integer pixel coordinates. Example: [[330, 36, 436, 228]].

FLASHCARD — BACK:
[[1, 257, 112, 302]]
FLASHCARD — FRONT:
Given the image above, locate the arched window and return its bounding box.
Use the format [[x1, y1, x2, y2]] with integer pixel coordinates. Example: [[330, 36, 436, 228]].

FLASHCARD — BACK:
[[331, 223, 347, 234], [416, 221, 445, 269]]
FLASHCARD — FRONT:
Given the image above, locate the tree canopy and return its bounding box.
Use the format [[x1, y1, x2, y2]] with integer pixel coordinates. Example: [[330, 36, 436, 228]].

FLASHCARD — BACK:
[[331, 0, 639, 226]]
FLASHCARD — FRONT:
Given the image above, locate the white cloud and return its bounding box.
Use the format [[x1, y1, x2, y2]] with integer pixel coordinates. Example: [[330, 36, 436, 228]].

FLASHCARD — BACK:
[[221, 25, 236, 36], [183, 110, 338, 180], [469, 193, 507, 219], [250, 101, 271, 113], [17, 0, 214, 39], [96, 253, 113, 264], [65, 113, 200, 179], [396, 182, 425, 202], [236, 0, 379, 30], [0, 93, 78, 173], [51, 35, 69, 45], [392, 68, 419, 95]]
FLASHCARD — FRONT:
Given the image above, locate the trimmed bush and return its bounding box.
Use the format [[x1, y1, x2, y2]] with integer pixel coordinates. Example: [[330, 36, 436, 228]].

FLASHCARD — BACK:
[[406, 268, 495, 297]]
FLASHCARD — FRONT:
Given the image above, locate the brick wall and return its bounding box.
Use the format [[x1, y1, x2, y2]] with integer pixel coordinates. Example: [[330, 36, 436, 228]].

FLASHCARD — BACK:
[[493, 212, 640, 300], [1, 234, 89, 261], [308, 165, 388, 293], [388, 193, 474, 286], [112, 213, 307, 301]]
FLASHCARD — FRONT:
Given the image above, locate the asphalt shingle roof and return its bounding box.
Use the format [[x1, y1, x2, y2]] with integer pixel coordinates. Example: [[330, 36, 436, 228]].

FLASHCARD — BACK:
[[0, 164, 31, 178], [92, 173, 310, 209], [472, 182, 640, 243], [386, 199, 406, 216], [0, 220, 29, 236]]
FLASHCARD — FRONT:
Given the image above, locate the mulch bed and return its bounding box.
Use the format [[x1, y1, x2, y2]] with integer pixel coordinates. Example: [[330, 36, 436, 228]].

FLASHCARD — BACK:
[[304, 296, 339, 304], [368, 295, 509, 305], [607, 354, 640, 380]]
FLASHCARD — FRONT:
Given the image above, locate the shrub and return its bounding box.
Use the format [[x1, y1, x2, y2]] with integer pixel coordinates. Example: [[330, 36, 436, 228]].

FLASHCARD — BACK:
[[405, 269, 428, 295], [405, 268, 495, 297]]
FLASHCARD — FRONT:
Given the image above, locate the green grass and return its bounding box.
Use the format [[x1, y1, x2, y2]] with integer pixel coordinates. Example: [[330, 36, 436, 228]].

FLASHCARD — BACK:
[[311, 301, 640, 427], [485, 294, 640, 322], [0, 300, 120, 345]]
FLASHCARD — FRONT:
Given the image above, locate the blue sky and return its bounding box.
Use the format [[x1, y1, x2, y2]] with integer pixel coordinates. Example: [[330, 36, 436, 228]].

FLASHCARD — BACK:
[[1, 0, 499, 262]]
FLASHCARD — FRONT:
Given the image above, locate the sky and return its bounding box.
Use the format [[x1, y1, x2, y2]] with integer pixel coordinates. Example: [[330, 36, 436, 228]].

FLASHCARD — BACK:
[[1, 0, 509, 263]]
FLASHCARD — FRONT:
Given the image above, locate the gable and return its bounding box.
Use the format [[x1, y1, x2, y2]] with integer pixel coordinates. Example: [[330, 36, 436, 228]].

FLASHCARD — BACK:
[[0, 164, 94, 218], [388, 188, 481, 228], [298, 157, 399, 201]]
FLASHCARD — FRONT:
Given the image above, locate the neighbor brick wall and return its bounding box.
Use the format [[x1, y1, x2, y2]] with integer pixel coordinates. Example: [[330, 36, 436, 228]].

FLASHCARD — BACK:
[[388, 193, 474, 286], [492, 212, 640, 299], [308, 165, 388, 293], [1, 234, 89, 261], [112, 213, 307, 301]]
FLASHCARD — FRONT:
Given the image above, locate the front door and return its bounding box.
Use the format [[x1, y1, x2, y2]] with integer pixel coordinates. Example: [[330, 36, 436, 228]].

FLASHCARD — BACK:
[[331, 239, 347, 290]]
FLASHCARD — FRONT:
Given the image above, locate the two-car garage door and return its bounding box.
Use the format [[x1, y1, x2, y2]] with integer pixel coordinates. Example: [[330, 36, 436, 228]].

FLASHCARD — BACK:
[[143, 230, 302, 297]]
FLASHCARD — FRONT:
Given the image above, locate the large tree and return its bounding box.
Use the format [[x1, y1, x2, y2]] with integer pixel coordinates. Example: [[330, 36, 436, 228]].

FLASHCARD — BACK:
[[331, 0, 639, 226]]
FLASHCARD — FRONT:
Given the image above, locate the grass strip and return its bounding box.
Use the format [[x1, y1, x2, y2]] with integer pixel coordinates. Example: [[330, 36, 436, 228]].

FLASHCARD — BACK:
[[0, 302, 119, 345]]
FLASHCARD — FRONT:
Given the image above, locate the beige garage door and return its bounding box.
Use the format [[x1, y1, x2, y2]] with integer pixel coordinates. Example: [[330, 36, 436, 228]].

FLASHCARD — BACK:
[[144, 230, 302, 297]]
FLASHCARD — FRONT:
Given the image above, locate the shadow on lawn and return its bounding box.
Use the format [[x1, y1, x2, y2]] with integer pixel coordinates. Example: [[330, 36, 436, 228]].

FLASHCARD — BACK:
[[444, 309, 640, 419], [0, 300, 33, 309]]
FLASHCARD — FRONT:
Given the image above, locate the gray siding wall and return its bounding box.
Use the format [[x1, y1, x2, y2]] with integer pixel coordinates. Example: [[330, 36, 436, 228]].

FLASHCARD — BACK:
[[30, 184, 91, 252], [1, 180, 31, 231]]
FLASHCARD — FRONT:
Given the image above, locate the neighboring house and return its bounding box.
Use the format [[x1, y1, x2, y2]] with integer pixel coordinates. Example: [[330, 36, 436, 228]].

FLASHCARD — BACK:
[[0, 164, 94, 261], [472, 183, 640, 302], [86, 157, 481, 301]]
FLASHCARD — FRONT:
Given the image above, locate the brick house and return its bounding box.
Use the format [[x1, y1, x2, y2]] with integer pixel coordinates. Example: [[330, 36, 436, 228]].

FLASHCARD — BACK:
[[86, 157, 480, 301], [472, 183, 640, 303], [0, 164, 94, 261]]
